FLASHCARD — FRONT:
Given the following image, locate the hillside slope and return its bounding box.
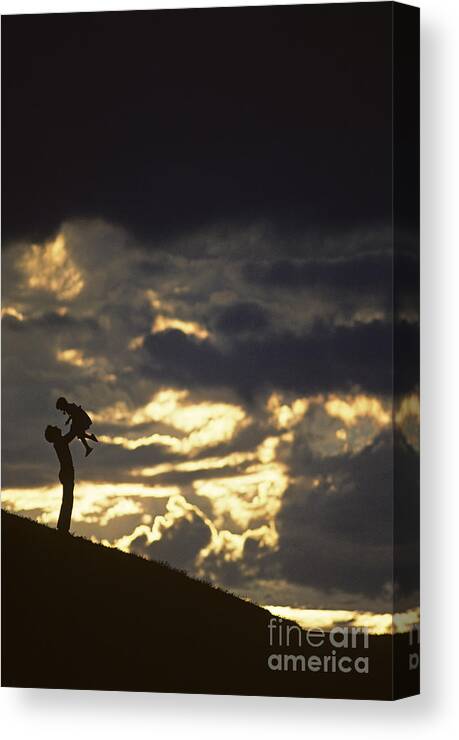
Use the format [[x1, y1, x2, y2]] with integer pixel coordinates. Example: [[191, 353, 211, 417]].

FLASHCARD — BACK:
[[1, 511, 417, 698]]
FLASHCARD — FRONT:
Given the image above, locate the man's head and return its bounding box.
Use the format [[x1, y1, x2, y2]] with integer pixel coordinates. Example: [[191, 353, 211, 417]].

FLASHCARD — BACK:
[[44, 425, 62, 443], [56, 396, 69, 412]]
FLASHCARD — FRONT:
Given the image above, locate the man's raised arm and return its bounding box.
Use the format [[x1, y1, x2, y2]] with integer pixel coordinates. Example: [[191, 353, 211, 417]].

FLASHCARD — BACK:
[[62, 429, 77, 444]]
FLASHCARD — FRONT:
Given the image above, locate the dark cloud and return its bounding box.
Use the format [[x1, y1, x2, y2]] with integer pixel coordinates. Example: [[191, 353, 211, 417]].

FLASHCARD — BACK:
[[134, 260, 168, 277], [215, 302, 270, 335], [130, 510, 212, 571], [245, 253, 393, 294], [247, 251, 416, 299], [3, 4, 392, 244], [143, 321, 418, 399], [276, 431, 419, 599]]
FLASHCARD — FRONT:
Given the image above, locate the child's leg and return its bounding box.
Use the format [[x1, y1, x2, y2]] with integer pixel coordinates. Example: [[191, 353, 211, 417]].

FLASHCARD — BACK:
[[84, 431, 98, 442], [78, 434, 93, 455]]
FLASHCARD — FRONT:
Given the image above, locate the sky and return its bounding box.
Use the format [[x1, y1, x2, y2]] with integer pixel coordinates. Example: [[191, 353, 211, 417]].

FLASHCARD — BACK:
[[2, 4, 419, 624]]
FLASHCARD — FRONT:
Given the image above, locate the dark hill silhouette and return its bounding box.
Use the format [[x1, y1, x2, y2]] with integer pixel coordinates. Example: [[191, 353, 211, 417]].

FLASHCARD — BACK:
[[1, 511, 418, 699]]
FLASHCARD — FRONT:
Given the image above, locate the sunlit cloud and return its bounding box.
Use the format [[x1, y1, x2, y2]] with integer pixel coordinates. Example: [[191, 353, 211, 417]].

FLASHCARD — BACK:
[[1, 306, 25, 321], [267, 393, 309, 430], [97, 497, 144, 526], [111, 493, 217, 553], [324, 394, 390, 427], [395, 393, 419, 425], [57, 348, 95, 368], [97, 442, 289, 564], [146, 287, 210, 340], [152, 314, 209, 340], [265, 605, 362, 631], [57, 347, 116, 383], [193, 437, 289, 537], [96, 389, 248, 455], [128, 435, 291, 562], [131, 389, 191, 426], [267, 391, 389, 457], [91, 401, 134, 424], [263, 605, 420, 635], [199, 522, 278, 563], [128, 336, 145, 350], [131, 449, 255, 478], [98, 431, 183, 451], [267, 391, 390, 436], [2, 482, 179, 525], [396, 392, 420, 449], [392, 608, 420, 634], [146, 289, 174, 312], [112, 437, 290, 565], [91, 389, 395, 572], [19, 233, 84, 301], [194, 462, 288, 533]]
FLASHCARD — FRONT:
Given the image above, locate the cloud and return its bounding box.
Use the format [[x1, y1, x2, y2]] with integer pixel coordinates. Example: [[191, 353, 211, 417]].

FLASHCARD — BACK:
[[19, 233, 85, 301], [215, 301, 270, 335], [127, 495, 213, 572], [1, 218, 418, 614], [131, 511, 212, 571], [276, 431, 419, 602], [4, 5, 396, 243], [245, 253, 393, 293], [245, 252, 417, 298], [143, 320, 417, 399]]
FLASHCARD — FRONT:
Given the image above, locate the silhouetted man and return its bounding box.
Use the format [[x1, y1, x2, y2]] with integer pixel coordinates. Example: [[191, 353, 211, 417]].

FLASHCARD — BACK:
[[44, 425, 77, 533]]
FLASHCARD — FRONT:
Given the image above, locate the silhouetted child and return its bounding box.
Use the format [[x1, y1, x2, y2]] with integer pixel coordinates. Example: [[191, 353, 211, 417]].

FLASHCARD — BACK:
[[56, 397, 98, 457]]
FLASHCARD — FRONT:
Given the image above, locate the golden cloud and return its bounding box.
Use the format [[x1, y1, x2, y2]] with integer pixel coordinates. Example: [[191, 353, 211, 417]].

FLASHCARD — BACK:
[[267, 393, 309, 430], [128, 336, 145, 350], [96, 389, 248, 455], [19, 233, 84, 301], [192, 436, 290, 545], [129, 433, 291, 562], [324, 394, 390, 427], [1, 482, 179, 526], [1, 306, 25, 321], [56, 347, 116, 383], [111, 493, 217, 555], [131, 449, 254, 478], [108, 434, 291, 565], [198, 522, 278, 563], [152, 314, 209, 340], [263, 605, 420, 635], [57, 348, 94, 369], [395, 392, 420, 449]]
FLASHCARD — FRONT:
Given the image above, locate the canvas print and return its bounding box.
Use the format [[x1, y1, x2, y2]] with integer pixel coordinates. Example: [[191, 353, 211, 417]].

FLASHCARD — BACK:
[[1, 2, 420, 699]]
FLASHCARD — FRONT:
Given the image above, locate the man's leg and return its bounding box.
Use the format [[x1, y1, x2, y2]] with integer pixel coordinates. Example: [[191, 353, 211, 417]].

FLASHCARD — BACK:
[[57, 476, 74, 533]]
